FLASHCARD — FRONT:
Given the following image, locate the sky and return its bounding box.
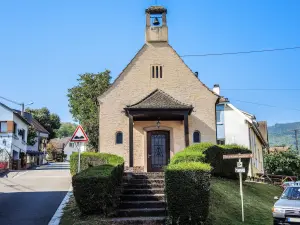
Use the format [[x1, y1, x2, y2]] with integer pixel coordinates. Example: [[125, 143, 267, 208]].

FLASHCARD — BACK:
[[0, 0, 300, 126]]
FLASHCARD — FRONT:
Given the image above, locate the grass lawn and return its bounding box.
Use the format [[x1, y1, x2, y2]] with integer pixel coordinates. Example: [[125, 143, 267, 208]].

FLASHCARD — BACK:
[[208, 178, 282, 225], [60, 178, 282, 225]]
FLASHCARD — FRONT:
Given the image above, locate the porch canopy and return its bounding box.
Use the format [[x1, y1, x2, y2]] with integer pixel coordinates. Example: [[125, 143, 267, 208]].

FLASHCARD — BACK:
[[124, 89, 193, 167]]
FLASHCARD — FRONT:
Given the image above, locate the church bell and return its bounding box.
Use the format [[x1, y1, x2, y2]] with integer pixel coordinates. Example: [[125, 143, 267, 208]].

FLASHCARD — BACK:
[[153, 17, 160, 26]]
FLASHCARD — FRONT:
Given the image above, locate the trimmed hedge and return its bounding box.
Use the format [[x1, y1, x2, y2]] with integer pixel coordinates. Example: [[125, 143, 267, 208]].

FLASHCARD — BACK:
[[72, 156, 124, 215], [165, 162, 211, 224], [204, 144, 252, 180], [70, 152, 124, 175], [174, 143, 252, 180], [170, 150, 206, 165]]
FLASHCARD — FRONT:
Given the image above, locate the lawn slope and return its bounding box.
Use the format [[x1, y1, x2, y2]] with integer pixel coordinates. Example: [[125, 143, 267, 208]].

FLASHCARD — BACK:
[[209, 178, 282, 225]]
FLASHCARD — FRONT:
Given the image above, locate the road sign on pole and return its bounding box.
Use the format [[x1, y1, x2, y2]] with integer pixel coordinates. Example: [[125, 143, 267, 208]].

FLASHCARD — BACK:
[[70, 125, 89, 173], [223, 153, 252, 222]]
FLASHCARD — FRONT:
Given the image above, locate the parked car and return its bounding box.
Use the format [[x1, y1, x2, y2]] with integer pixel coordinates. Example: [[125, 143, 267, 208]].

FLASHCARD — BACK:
[[281, 181, 300, 190], [273, 186, 300, 224]]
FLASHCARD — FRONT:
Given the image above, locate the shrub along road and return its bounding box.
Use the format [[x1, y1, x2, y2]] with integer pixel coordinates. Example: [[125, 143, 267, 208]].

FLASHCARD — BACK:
[[0, 162, 71, 225]]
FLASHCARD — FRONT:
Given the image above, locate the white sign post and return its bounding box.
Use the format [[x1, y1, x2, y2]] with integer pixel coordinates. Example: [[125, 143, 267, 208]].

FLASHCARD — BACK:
[[223, 153, 253, 222], [70, 125, 89, 173]]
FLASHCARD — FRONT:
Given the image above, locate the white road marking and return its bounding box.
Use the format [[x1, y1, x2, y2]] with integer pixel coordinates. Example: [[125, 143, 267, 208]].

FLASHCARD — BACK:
[[12, 171, 29, 179], [48, 186, 73, 225]]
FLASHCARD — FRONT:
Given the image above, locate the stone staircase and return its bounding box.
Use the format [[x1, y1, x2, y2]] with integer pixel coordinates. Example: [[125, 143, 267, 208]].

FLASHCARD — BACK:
[[109, 172, 167, 225]]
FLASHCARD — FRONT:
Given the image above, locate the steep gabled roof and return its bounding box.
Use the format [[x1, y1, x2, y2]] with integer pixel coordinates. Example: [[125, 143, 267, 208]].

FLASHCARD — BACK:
[[126, 89, 193, 110], [0, 102, 30, 125], [98, 43, 227, 103]]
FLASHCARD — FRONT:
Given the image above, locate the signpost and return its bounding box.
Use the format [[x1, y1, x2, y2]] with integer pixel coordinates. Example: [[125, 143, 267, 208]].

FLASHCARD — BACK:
[[223, 153, 253, 222], [70, 125, 89, 173]]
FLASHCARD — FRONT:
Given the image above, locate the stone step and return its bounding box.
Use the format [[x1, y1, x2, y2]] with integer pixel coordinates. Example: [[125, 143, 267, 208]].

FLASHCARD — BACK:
[[121, 194, 165, 201], [123, 188, 164, 195], [102, 216, 166, 225], [124, 178, 165, 185], [117, 208, 166, 217], [123, 183, 164, 189], [124, 172, 165, 180], [119, 200, 166, 209]]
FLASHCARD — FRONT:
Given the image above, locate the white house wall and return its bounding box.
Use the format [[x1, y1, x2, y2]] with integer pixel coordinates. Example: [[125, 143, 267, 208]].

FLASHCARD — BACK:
[[224, 104, 250, 148], [64, 142, 86, 161], [12, 114, 28, 155], [0, 106, 13, 121]]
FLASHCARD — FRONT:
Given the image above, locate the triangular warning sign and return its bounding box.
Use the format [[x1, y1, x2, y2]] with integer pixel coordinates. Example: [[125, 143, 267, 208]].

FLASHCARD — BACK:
[[70, 125, 89, 142]]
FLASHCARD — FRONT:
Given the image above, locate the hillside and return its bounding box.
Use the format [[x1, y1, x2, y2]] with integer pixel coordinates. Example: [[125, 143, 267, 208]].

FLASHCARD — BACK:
[[209, 178, 281, 225], [268, 122, 300, 148]]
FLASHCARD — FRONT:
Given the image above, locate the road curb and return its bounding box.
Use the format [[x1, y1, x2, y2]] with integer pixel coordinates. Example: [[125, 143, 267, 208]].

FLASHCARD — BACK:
[[48, 186, 73, 225]]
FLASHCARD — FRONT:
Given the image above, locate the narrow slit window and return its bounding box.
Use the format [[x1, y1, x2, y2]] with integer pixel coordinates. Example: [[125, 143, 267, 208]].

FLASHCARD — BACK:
[[116, 132, 123, 144], [156, 66, 158, 78], [152, 66, 155, 78], [160, 66, 162, 78]]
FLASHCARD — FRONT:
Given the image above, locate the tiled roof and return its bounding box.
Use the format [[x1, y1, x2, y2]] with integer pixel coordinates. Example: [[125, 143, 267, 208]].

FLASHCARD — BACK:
[[126, 89, 193, 110], [49, 137, 71, 150], [13, 110, 50, 134]]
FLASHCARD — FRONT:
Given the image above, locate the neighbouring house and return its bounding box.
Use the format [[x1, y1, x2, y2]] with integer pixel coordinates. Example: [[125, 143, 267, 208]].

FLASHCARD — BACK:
[[214, 85, 269, 177], [49, 137, 86, 161], [97, 6, 227, 172], [269, 146, 291, 153], [0, 102, 30, 170], [15, 111, 50, 168]]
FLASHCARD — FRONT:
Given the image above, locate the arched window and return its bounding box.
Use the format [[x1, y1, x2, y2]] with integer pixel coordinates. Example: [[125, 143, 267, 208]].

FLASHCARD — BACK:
[[116, 132, 123, 144], [193, 131, 201, 143]]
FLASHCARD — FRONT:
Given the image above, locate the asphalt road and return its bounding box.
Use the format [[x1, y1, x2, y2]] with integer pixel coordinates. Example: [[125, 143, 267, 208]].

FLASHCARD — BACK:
[[0, 162, 71, 225]]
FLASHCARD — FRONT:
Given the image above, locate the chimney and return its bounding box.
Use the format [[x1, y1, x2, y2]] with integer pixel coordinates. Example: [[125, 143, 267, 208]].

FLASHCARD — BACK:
[[194, 71, 198, 78], [213, 84, 220, 95]]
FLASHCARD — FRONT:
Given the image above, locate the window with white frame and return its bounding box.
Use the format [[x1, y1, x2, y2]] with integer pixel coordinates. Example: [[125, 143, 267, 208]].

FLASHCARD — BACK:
[[0, 122, 7, 133], [69, 142, 75, 148]]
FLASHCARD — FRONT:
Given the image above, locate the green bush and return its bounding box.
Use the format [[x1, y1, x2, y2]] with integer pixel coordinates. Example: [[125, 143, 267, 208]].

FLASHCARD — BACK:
[[70, 152, 124, 175], [174, 143, 252, 180], [72, 156, 124, 215], [165, 162, 211, 225], [204, 144, 251, 180], [170, 150, 205, 164]]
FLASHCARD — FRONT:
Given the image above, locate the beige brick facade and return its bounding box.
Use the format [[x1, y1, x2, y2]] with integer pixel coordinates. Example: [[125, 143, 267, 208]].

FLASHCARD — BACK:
[[98, 7, 219, 171]]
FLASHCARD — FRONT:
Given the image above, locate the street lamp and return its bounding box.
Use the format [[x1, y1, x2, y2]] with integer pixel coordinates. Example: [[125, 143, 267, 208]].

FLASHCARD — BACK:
[[21, 102, 34, 116]]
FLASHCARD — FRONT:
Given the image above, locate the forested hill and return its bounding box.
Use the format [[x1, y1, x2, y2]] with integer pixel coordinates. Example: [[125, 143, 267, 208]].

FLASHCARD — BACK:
[[268, 122, 300, 148]]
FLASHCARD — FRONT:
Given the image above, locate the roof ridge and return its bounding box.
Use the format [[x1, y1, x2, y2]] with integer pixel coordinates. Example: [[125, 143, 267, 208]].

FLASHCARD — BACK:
[[127, 89, 160, 107]]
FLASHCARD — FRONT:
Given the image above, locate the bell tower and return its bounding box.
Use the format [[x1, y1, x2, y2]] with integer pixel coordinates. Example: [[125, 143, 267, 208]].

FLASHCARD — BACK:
[[145, 6, 168, 43]]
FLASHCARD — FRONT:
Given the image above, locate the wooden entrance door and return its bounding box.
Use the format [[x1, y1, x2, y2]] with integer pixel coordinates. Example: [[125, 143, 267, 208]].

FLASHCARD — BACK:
[[147, 130, 170, 172]]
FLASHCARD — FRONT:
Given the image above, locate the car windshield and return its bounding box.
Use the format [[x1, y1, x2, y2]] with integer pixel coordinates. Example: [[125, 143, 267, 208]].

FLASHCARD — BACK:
[[281, 187, 300, 200]]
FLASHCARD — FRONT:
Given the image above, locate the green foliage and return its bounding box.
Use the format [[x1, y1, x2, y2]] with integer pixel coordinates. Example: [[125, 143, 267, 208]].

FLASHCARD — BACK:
[[72, 160, 124, 215], [70, 152, 124, 176], [264, 151, 300, 176], [67, 71, 111, 150], [170, 150, 205, 164], [55, 122, 77, 138], [27, 125, 37, 146], [165, 162, 211, 224], [26, 107, 61, 139], [173, 143, 251, 180]]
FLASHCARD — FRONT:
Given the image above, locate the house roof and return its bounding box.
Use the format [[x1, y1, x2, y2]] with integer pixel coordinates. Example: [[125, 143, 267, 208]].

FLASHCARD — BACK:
[[49, 137, 71, 150], [269, 146, 290, 153], [225, 103, 268, 148], [0, 102, 30, 126], [125, 89, 193, 110], [14, 110, 50, 135]]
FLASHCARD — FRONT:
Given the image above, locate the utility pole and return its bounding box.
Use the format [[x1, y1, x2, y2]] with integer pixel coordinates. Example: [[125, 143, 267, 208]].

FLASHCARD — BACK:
[[295, 129, 299, 153]]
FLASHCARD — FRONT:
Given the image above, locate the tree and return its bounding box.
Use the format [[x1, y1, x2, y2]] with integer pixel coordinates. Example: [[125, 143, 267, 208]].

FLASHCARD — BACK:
[[264, 151, 300, 176], [27, 125, 37, 146], [26, 107, 61, 139], [67, 70, 111, 150], [55, 122, 77, 138]]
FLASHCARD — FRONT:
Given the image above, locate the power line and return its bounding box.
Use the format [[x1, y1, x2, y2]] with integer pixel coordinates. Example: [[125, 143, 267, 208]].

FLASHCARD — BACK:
[[231, 99, 300, 112], [180, 46, 300, 57], [223, 88, 300, 91]]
